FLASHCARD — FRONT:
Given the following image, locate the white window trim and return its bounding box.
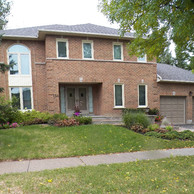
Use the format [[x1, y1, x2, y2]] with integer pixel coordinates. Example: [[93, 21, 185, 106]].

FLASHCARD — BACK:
[[137, 54, 147, 62], [82, 40, 94, 60], [113, 42, 123, 61], [138, 84, 148, 108], [7, 44, 31, 76], [56, 38, 69, 59], [113, 83, 125, 108], [9, 87, 34, 111]]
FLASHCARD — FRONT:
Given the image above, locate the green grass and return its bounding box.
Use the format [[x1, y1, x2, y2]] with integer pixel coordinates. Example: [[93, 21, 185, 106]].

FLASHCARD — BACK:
[[0, 124, 193, 161], [0, 156, 193, 193]]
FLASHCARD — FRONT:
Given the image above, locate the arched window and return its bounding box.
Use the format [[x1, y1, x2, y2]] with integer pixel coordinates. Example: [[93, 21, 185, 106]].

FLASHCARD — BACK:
[[8, 45, 30, 75]]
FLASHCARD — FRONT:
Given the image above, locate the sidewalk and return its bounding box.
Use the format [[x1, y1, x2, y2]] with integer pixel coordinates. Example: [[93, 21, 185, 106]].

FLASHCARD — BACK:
[[0, 148, 193, 175]]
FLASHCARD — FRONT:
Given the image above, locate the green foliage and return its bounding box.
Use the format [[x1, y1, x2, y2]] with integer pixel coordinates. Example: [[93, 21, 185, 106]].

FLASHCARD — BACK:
[[0, 96, 22, 125], [157, 48, 174, 65], [165, 125, 173, 131], [147, 108, 159, 115], [130, 124, 144, 133], [148, 124, 160, 131], [145, 130, 194, 140], [123, 113, 151, 129], [122, 108, 145, 115], [99, 0, 194, 68], [75, 116, 92, 125]]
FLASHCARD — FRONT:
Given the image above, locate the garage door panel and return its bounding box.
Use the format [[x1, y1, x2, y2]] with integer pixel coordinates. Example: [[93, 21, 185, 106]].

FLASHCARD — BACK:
[[160, 96, 185, 124]]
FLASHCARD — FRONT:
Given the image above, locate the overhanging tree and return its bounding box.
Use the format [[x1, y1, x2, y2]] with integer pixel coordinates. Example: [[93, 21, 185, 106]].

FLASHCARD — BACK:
[[99, 0, 194, 69], [0, 0, 10, 92]]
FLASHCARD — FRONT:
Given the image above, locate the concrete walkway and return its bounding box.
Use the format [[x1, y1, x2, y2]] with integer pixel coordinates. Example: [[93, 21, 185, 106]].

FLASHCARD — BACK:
[[0, 148, 193, 175]]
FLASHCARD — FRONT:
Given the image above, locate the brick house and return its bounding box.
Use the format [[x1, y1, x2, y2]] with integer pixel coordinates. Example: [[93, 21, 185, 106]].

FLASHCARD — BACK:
[[0, 23, 194, 124]]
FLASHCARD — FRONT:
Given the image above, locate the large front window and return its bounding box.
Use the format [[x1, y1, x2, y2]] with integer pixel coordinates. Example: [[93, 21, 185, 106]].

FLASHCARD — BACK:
[[8, 45, 30, 75], [114, 84, 124, 107], [10, 87, 32, 110]]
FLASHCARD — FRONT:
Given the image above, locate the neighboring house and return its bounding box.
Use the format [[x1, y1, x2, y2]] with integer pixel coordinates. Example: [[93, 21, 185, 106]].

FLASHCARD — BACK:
[[0, 23, 194, 124]]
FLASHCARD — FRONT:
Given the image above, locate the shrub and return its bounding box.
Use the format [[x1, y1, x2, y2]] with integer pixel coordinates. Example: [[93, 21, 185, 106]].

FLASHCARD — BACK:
[[165, 125, 173, 131], [148, 108, 159, 115], [130, 124, 144, 133], [148, 124, 160, 131], [54, 118, 79, 127], [145, 130, 194, 140], [123, 113, 151, 129], [52, 113, 68, 121], [75, 116, 92, 125], [21, 110, 52, 125], [0, 97, 22, 124], [122, 108, 145, 116]]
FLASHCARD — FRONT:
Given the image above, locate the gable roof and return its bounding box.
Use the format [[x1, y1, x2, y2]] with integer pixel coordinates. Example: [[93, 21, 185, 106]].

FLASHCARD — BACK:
[[157, 63, 194, 83], [0, 23, 134, 40]]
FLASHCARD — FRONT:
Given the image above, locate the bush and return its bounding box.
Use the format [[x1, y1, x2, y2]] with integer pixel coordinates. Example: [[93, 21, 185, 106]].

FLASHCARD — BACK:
[[75, 116, 92, 125], [145, 130, 194, 140], [54, 118, 79, 127], [123, 113, 151, 129], [21, 110, 52, 125], [148, 124, 160, 131], [165, 125, 173, 131], [0, 97, 22, 124], [130, 124, 144, 133], [122, 108, 145, 116], [148, 108, 159, 115]]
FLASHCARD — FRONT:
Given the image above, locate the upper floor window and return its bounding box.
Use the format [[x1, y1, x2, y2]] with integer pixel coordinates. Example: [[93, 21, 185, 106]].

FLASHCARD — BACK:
[[82, 40, 93, 59], [8, 45, 30, 75], [137, 54, 147, 62], [138, 85, 147, 107], [57, 39, 69, 58], [114, 84, 124, 108], [113, 43, 123, 61]]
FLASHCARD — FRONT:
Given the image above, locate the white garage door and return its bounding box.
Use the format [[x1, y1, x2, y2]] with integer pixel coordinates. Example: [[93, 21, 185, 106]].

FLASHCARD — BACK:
[[160, 96, 185, 124]]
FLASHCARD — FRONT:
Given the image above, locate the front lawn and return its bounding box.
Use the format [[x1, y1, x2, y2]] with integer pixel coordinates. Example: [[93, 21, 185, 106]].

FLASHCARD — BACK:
[[0, 156, 193, 193], [0, 125, 193, 161]]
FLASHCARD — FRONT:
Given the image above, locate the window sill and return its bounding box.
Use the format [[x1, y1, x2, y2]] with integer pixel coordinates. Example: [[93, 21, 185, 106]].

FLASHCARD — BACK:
[[113, 106, 125, 109], [138, 106, 148, 108]]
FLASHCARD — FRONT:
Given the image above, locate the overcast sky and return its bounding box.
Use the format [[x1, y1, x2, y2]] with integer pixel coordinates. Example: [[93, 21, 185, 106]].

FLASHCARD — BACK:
[[6, 0, 118, 29]]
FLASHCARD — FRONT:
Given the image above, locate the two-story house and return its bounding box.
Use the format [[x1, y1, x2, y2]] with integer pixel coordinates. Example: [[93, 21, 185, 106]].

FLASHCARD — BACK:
[[0, 24, 194, 124]]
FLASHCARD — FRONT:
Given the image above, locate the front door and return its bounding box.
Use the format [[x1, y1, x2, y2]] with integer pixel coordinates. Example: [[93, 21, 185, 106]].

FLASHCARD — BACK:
[[66, 87, 88, 115]]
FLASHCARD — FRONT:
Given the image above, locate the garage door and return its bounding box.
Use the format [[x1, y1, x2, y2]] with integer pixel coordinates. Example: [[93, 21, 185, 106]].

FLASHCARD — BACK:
[[193, 97, 194, 123], [160, 96, 185, 124]]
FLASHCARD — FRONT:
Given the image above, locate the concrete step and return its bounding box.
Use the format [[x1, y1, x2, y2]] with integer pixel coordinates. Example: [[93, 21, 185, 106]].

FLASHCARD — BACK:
[[91, 116, 123, 125]]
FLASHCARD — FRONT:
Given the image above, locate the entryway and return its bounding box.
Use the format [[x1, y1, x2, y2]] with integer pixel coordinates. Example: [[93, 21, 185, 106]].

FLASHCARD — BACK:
[[66, 87, 88, 115]]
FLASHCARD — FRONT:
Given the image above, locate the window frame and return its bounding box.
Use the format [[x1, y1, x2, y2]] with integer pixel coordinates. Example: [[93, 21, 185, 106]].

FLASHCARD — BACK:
[[10, 87, 33, 111], [56, 38, 69, 59], [138, 84, 148, 108], [113, 42, 123, 61], [82, 40, 94, 60], [137, 54, 147, 63], [7, 44, 31, 76], [114, 83, 125, 108]]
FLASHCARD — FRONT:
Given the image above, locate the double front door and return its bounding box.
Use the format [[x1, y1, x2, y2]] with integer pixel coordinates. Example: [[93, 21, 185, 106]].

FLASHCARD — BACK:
[[66, 87, 88, 115]]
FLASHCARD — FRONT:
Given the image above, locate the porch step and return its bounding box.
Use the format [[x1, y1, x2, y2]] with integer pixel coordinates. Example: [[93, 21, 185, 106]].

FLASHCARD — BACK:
[[91, 116, 124, 125]]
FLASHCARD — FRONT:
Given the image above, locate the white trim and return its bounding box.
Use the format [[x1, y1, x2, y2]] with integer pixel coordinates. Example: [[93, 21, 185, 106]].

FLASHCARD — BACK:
[[113, 83, 125, 108], [157, 79, 194, 83], [138, 84, 148, 108], [56, 38, 69, 59], [9, 87, 33, 111], [113, 42, 123, 61], [137, 54, 147, 63], [82, 40, 94, 60]]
